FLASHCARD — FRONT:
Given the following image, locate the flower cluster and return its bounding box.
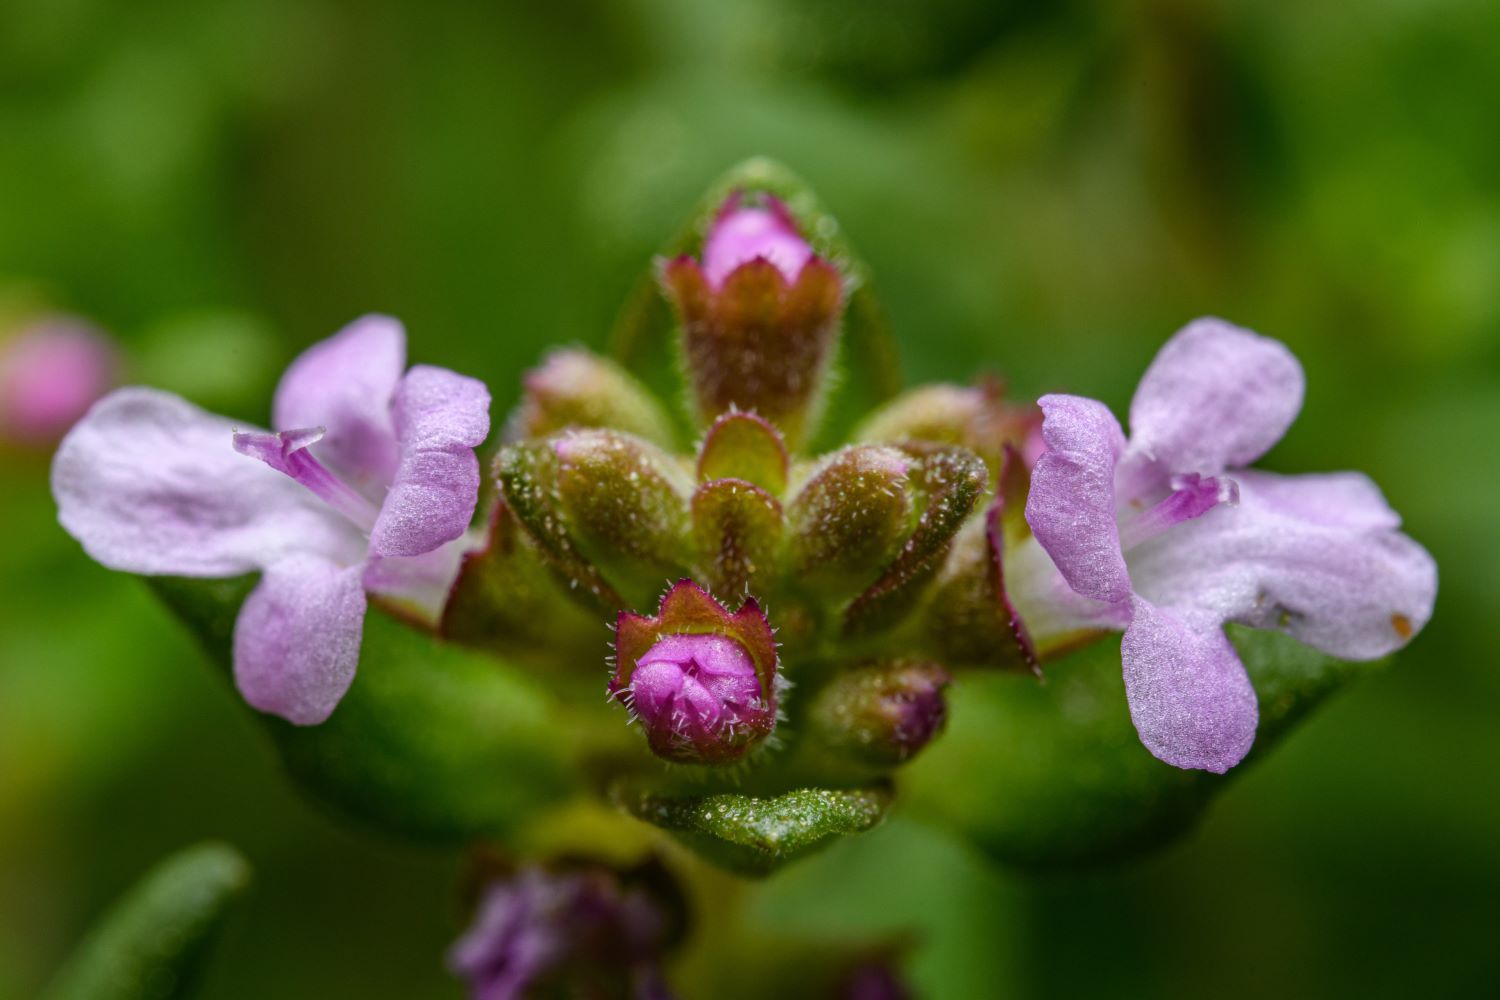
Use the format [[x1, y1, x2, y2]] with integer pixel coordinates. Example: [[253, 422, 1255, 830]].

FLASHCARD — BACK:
[[45, 164, 1438, 994]]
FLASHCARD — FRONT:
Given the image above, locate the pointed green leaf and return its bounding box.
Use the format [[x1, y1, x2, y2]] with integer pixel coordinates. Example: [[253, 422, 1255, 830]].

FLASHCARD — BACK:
[[150, 575, 576, 842], [619, 785, 891, 878], [904, 626, 1360, 867], [42, 842, 250, 1000]]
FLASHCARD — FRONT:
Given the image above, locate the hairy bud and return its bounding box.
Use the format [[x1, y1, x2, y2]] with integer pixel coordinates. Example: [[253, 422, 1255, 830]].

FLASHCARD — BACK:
[[509, 348, 676, 447], [809, 660, 951, 768], [610, 580, 780, 765]]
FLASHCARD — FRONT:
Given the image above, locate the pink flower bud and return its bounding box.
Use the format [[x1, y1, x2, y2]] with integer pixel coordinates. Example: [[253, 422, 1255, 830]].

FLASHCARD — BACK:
[[610, 580, 780, 765], [701, 197, 814, 288], [0, 318, 118, 446]]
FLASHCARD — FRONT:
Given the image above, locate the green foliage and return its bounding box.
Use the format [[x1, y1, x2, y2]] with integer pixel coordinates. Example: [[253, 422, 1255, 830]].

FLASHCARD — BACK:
[[905, 626, 1359, 867], [42, 842, 250, 1000], [150, 576, 576, 843], [620, 785, 892, 877]]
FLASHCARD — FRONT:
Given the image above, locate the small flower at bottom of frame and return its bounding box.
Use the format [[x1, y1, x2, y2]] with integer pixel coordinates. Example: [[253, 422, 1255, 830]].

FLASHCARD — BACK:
[[51, 316, 491, 725], [609, 580, 781, 766], [448, 865, 677, 1000]]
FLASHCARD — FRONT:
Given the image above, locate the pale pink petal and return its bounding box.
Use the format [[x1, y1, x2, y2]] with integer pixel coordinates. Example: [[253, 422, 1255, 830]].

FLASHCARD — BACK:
[[1127, 470, 1437, 660], [1121, 597, 1259, 773], [233, 555, 367, 725], [368, 365, 490, 559], [52, 388, 360, 577], [1128, 318, 1304, 474], [701, 198, 814, 287], [272, 315, 405, 487], [1023, 394, 1133, 604], [363, 534, 476, 624]]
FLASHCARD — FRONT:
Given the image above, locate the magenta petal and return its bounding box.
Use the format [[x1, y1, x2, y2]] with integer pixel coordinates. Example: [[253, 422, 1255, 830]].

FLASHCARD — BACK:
[[233, 555, 367, 725], [272, 315, 406, 487], [52, 388, 361, 576], [701, 199, 814, 287], [1121, 597, 1258, 773], [1127, 470, 1437, 660], [1023, 394, 1133, 605], [1128, 318, 1305, 474], [368, 365, 490, 559]]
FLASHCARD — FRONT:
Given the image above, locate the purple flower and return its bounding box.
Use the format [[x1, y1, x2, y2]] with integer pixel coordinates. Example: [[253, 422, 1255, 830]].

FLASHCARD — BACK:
[[610, 580, 781, 765], [0, 317, 118, 446], [52, 316, 490, 724], [1022, 318, 1437, 773], [448, 866, 675, 1000], [699, 196, 815, 288]]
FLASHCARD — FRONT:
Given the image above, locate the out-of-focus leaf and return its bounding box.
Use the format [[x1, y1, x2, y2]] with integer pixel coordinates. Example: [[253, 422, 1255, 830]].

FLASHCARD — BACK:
[[150, 575, 576, 843], [42, 841, 250, 1000], [904, 626, 1359, 867], [619, 785, 891, 878]]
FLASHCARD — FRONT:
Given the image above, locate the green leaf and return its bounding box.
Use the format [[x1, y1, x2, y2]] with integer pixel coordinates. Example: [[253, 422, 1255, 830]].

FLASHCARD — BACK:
[[150, 575, 576, 843], [42, 842, 250, 1000], [619, 785, 891, 878], [903, 626, 1361, 867]]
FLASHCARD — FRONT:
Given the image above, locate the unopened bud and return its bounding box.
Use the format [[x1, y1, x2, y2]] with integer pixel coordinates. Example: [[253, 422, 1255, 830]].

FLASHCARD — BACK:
[[0, 316, 118, 446], [853, 379, 1041, 483], [510, 348, 675, 447], [809, 660, 951, 768], [551, 429, 692, 601], [660, 194, 844, 449], [786, 445, 913, 590], [610, 580, 780, 765]]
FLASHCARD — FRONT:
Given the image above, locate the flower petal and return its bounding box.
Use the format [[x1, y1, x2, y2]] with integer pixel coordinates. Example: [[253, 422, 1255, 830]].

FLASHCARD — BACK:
[[1023, 394, 1132, 604], [1128, 470, 1437, 660], [52, 388, 360, 576], [1128, 318, 1304, 474], [1121, 597, 1258, 773], [272, 315, 405, 487], [233, 555, 367, 725], [363, 533, 477, 624], [368, 365, 490, 559]]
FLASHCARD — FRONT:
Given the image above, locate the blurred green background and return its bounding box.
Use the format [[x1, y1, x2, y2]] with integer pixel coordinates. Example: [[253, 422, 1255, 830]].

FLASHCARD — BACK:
[[2, 0, 1497, 996]]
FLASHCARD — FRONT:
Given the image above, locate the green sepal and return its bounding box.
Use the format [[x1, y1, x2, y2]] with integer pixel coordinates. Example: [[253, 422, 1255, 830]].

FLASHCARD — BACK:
[[841, 443, 989, 637], [691, 478, 784, 597], [41, 842, 250, 1000], [549, 429, 694, 608], [618, 785, 891, 878], [697, 410, 789, 495], [150, 575, 576, 843], [496, 440, 625, 612], [608, 157, 902, 450], [785, 444, 914, 592], [441, 501, 603, 667], [507, 347, 677, 448], [904, 626, 1360, 868]]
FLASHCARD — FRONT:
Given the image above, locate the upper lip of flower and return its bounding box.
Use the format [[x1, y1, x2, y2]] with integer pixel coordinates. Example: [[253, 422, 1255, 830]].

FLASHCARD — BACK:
[[1021, 317, 1437, 773], [50, 314, 492, 726]]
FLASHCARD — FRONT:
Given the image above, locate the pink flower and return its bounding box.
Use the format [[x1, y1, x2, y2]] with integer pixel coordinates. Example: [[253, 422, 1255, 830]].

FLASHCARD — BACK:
[[52, 316, 490, 724], [0, 317, 118, 445], [1021, 318, 1437, 772]]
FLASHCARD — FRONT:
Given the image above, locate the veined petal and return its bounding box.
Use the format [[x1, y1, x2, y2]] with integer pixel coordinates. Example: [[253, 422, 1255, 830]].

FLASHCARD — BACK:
[[368, 365, 490, 559], [233, 555, 367, 725], [1121, 597, 1258, 773], [1128, 318, 1304, 474], [52, 388, 360, 577], [272, 315, 405, 488], [1128, 470, 1437, 660], [1024, 394, 1132, 605]]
